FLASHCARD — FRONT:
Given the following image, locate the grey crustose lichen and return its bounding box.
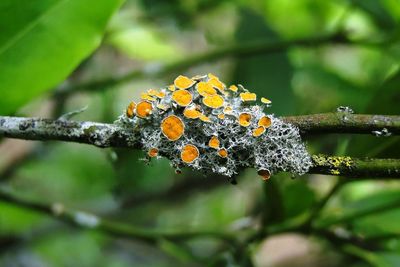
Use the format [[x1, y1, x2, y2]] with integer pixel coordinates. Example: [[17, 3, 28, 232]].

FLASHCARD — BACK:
[[117, 74, 312, 179]]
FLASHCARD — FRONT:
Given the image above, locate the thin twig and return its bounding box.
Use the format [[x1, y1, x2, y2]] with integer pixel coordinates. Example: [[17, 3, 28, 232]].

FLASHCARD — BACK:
[[283, 113, 400, 135], [56, 32, 351, 96], [0, 189, 235, 244]]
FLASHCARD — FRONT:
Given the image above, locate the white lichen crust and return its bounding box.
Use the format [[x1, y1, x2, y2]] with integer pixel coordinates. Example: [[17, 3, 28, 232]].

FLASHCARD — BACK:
[[118, 74, 312, 178]]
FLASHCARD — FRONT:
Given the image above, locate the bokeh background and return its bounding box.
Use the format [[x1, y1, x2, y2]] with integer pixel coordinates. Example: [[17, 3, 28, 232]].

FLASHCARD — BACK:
[[1, 0, 400, 266]]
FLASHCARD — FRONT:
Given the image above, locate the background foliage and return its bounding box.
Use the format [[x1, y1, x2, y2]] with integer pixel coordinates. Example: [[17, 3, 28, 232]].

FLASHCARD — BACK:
[[0, 0, 400, 266]]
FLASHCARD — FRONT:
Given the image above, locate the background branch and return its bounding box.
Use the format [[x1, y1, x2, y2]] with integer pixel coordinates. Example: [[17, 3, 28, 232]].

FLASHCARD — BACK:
[[57, 32, 353, 96]]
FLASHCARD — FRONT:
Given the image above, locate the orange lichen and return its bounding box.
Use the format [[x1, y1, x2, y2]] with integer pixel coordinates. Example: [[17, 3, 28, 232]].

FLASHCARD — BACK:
[[147, 89, 159, 96], [208, 136, 220, 149], [155, 91, 166, 98], [161, 115, 185, 141], [196, 81, 217, 97], [217, 114, 225, 120], [126, 101, 136, 118], [136, 101, 153, 118], [192, 74, 206, 81], [199, 114, 211, 122], [229, 85, 238, 92], [202, 94, 224, 109], [218, 148, 228, 158], [174, 75, 195, 90], [252, 126, 266, 137], [141, 93, 156, 102], [261, 97, 272, 104], [172, 90, 193, 106], [208, 78, 225, 92], [223, 106, 233, 115], [240, 92, 257, 102], [258, 169, 271, 181], [167, 84, 176, 92], [258, 116, 272, 128], [183, 107, 201, 119], [239, 113, 252, 127], [156, 103, 170, 111], [181, 144, 199, 163], [148, 148, 159, 157]]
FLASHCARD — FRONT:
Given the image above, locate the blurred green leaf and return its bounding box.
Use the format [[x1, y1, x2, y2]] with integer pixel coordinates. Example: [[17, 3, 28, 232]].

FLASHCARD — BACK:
[[232, 8, 295, 115], [351, 0, 398, 30], [317, 190, 400, 230], [0, 0, 124, 114], [283, 181, 316, 219]]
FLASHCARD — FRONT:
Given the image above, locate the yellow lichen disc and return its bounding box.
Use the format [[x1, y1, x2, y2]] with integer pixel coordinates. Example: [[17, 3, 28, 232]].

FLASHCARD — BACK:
[[229, 85, 238, 92], [208, 78, 225, 92], [183, 107, 201, 119], [136, 101, 153, 118], [181, 144, 199, 163], [157, 103, 170, 111], [196, 81, 217, 97], [238, 113, 252, 127], [126, 101, 136, 118], [167, 84, 176, 92], [258, 116, 272, 128], [199, 114, 211, 122], [161, 115, 185, 141], [147, 89, 159, 96], [258, 169, 271, 181], [141, 93, 157, 102], [218, 148, 228, 158], [261, 97, 272, 104], [252, 126, 266, 137], [217, 113, 225, 120], [208, 136, 220, 149], [223, 106, 233, 115], [155, 91, 166, 98], [202, 94, 224, 109], [174, 75, 195, 90], [240, 92, 257, 102], [148, 148, 159, 157], [172, 90, 193, 106]]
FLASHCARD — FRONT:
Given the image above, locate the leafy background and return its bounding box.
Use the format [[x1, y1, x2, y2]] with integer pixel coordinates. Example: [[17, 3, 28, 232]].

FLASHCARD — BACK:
[[0, 0, 400, 266]]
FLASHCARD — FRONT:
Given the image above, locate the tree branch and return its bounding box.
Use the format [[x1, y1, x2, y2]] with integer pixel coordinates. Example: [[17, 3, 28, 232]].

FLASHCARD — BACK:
[[1, 114, 399, 178], [57, 32, 353, 96], [283, 113, 400, 135], [0, 189, 235, 244]]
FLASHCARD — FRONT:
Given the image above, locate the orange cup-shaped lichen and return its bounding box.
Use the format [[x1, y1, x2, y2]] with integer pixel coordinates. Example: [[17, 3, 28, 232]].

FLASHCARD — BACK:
[[148, 148, 159, 157], [181, 144, 199, 163], [208, 73, 225, 91], [126, 101, 136, 118], [238, 112, 252, 127], [218, 148, 228, 158], [196, 81, 217, 96], [136, 101, 153, 118], [252, 126, 266, 137], [208, 136, 220, 149], [258, 116, 272, 128], [161, 115, 185, 141], [183, 107, 201, 119], [229, 85, 238, 92], [199, 114, 211, 122], [261, 97, 272, 104], [240, 92, 257, 102], [202, 94, 224, 109], [258, 169, 271, 181], [172, 90, 193, 106], [174, 75, 195, 90]]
